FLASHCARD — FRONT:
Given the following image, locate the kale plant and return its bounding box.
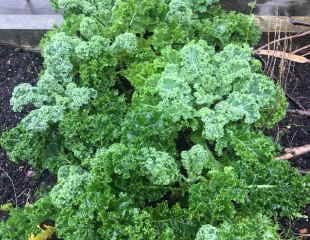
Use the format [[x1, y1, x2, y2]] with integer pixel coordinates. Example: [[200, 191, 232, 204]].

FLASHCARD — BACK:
[[0, 0, 309, 239]]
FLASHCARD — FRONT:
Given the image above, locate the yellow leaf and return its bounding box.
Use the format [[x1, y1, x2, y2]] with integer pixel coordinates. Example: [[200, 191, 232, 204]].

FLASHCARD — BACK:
[[28, 225, 55, 240], [0, 203, 13, 211]]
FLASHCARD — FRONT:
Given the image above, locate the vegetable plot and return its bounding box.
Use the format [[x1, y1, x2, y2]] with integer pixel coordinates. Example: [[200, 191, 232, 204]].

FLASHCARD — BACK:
[[0, 0, 309, 239]]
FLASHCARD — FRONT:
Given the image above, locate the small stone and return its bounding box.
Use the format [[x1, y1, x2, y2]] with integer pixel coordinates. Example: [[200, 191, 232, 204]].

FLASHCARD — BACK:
[[299, 228, 308, 234], [26, 170, 36, 178]]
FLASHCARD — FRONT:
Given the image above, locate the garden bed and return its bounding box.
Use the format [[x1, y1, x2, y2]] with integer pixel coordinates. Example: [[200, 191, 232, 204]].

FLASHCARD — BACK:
[[265, 34, 310, 238], [0, 47, 55, 220], [0, 33, 309, 238], [0, 0, 309, 237]]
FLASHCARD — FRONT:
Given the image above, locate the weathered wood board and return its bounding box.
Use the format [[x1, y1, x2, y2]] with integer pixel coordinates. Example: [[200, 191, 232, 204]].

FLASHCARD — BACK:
[[221, 0, 310, 16], [255, 16, 310, 32], [1, 15, 309, 50], [0, 0, 309, 49], [0, 0, 55, 15], [0, 14, 63, 50], [0, 14, 63, 30], [0, 0, 61, 49], [2, 0, 310, 16]]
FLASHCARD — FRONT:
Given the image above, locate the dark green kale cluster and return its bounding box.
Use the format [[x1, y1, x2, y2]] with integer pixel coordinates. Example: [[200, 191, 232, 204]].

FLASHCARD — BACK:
[[0, 0, 308, 239]]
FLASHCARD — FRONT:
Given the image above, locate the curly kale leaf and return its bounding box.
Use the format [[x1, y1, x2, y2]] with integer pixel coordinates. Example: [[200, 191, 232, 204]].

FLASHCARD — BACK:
[[59, 94, 125, 160], [235, 159, 310, 218], [75, 36, 110, 60], [111, 32, 138, 54], [0, 124, 44, 165], [189, 167, 248, 222], [196, 214, 279, 240], [215, 125, 279, 158], [42, 32, 77, 83], [48, 165, 102, 240], [141, 147, 180, 185], [123, 210, 174, 240], [168, 0, 219, 18], [190, 0, 220, 13], [205, 12, 260, 47], [11, 33, 97, 132], [181, 144, 217, 181], [50, 165, 90, 208], [79, 16, 101, 39], [195, 224, 218, 240], [55, 206, 100, 240], [220, 215, 280, 240], [0, 124, 67, 172], [110, 0, 168, 34], [65, 83, 97, 109], [21, 106, 65, 132], [121, 104, 180, 154], [167, 0, 193, 25], [10, 83, 48, 112], [156, 41, 285, 142], [89, 144, 179, 186], [82, 143, 182, 208], [13, 83, 95, 133], [215, 126, 309, 218]]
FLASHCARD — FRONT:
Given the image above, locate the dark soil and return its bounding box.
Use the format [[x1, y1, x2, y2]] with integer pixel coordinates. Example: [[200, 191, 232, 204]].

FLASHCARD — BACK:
[[263, 34, 310, 171], [0, 47, 54, 220], [276, 62, 310, 171], [276, 60, 310, 239], [259, 34, 310, 239]]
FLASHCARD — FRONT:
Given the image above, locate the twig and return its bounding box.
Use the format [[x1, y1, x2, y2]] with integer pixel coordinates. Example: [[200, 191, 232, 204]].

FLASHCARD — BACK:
[[0, 167, 18, 207], [288, 109, 310, 117], [276, 144, 310, 160], [290, 18, 310, 27], [282, 31, 293, 86], [293, 233, 310, 237], [302, 52, 310, 57], [257, 30, 310, 51], [286, 93, 305, 110], [292, 44, 310, 54]]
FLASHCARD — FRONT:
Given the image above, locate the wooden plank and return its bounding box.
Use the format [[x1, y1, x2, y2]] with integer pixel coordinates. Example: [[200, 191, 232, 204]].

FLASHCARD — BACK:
[[1, 15, 308, 32], [0, 14, 63, 30], [0, 0, 55, 15], [0, 14, 309, 50], [0, 13, 62, 49], [0, 29, 44, 51], [254, 16, 310, 32], [2, 15, 306, 32], [221, 0, 310, 16]]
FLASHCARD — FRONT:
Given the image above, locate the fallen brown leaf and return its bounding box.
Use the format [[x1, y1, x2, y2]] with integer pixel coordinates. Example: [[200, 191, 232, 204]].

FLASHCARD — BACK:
[[255, 49, 310, 64]]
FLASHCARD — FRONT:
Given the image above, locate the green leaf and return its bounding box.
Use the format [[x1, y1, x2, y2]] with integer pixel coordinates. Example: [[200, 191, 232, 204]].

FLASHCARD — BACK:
[[195, 225, 218, 240], [181, 144, 217, 181]]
